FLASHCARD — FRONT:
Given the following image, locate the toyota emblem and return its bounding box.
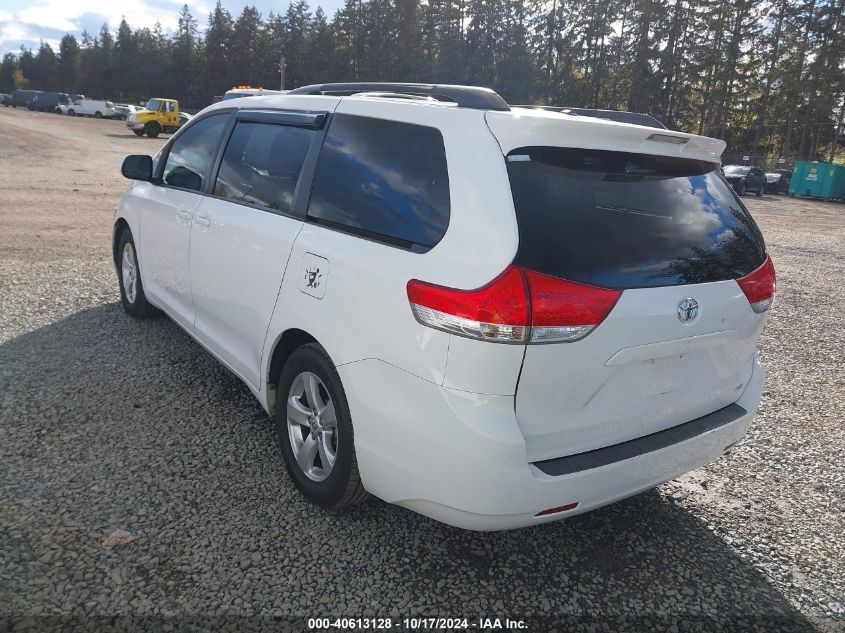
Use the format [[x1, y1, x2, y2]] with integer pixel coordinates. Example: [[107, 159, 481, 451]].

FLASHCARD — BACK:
[[677, 298, 699, 322]]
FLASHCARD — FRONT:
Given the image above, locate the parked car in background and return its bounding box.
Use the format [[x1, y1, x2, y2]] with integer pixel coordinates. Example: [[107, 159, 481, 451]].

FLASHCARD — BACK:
[[179, 111, 193, 126], [28, 92, 71, 113], [67, 98, 117, 118], [0, 93, 8, 105], [114, 104, 138, 120], [126, 98, 183, 137], [112, 83, 775, 530], [58, 94, 86, 114], [5, 89, 42, 108], [723, 165, 767, 196], [765, 169, 792, 194]]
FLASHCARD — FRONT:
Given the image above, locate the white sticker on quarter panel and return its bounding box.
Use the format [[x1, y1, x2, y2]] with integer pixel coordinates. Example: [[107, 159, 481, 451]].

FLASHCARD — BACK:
[[299, 253, 329, 299]]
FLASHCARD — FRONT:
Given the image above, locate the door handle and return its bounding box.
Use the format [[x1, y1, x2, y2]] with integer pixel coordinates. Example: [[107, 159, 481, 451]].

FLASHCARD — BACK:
[[194, 214, 211, 228]]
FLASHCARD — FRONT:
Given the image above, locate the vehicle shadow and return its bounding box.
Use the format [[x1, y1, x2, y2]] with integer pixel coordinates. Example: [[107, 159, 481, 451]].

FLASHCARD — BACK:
[[0, 305, 826, 631]]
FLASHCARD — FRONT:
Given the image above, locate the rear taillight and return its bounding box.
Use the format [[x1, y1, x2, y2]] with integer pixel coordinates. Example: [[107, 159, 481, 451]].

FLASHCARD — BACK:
[[406, 267, 530, 343], [523, 269, 621, 342], [737, 254, 776, 313], [407, 266, 621, 344]]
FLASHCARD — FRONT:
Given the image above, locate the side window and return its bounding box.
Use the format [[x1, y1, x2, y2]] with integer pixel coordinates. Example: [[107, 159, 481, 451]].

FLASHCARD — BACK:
[[307, 114, 450, 251], [161, 114, 228, 192], [213, 121, 314, 214]]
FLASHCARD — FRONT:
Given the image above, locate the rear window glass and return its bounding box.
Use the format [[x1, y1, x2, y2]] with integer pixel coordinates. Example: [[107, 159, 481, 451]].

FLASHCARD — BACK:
[[507, 147, 766, 289], [307, 114, 450, 251]]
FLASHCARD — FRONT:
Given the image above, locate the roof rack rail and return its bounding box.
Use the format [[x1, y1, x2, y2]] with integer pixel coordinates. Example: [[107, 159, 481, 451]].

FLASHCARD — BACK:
[[352, 91, 455, 104], [289, 83, 511, 111], [513, 105, 666, 129]]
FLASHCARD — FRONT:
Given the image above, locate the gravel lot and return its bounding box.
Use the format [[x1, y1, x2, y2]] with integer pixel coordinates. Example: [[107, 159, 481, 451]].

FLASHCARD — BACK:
[[1, 107, 843, 632]]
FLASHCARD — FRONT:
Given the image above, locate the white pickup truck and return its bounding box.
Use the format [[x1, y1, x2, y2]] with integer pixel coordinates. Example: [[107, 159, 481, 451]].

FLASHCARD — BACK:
[[66, 98, 117, 118]]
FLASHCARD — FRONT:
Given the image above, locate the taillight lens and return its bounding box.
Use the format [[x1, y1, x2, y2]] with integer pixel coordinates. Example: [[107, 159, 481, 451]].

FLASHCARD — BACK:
[[737, 254, 776, 313], [407, 267, 530, 343], [524, 270, 621, 342], [407, 266, 621, 344]]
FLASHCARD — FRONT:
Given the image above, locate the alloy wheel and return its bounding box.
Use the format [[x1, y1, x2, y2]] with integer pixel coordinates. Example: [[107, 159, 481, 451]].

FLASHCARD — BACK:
[[286, 371, 338, 482], [121, 242, 138, 304]]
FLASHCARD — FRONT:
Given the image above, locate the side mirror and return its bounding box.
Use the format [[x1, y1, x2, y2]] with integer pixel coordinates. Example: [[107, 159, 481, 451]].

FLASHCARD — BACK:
[[122, 155, 153, 181]]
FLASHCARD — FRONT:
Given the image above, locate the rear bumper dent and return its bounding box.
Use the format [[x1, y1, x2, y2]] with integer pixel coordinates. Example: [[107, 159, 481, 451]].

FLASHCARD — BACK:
[[341, 355, 765, 531]]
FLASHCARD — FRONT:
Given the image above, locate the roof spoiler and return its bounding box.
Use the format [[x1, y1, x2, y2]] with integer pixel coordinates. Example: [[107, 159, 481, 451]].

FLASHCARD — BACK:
[[513, 105, 666, 129], [289, 83, 511, 112]]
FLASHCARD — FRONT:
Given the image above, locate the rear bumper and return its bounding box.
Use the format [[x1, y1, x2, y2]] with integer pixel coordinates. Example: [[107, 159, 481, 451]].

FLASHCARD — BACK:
[[340, 355, 765, 531]]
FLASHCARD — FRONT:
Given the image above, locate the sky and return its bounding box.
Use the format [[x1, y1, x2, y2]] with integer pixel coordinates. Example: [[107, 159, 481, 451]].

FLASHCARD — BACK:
[[0, 0, 345, 55]]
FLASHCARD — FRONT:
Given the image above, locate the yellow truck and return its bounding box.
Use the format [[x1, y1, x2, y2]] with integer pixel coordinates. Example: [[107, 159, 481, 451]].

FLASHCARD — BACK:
[[126, 98, 185, 138]]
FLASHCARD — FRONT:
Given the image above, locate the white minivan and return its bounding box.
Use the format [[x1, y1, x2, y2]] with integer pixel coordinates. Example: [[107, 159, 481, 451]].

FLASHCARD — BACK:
[[113, 83, 776, 530], [67, 98, 117, 118]]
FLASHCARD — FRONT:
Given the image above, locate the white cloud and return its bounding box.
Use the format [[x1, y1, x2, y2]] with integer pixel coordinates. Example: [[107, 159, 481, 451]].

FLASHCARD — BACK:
[[0, 20, 59, 52], [0, 0, 212, 54]]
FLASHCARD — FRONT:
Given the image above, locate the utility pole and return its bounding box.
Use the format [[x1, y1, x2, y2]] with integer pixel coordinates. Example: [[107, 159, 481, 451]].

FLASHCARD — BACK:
[[829, 94, 845, 163], [280, 55, 287, 91]]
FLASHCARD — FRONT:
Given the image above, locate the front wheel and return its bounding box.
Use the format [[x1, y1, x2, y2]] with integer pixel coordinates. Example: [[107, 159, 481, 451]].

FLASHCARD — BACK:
[[67, 109, 75, 116], [132, 129, 144, 137], [276, 344, 368, 509], [735, 182, 746, 196], [117, 230, 156, 318], [755, 187, 764, 197], [94, 111, 102, 118], [144, 122, 160, 138]]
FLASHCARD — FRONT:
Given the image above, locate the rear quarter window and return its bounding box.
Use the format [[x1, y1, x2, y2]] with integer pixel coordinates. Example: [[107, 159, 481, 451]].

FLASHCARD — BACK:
[[307, 114, 450, 252], [506, 147, 766, 289]]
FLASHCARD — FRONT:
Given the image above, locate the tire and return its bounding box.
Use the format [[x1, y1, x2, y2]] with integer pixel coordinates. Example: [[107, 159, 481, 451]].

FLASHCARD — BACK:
[[144, 122, 160, 138], [755, 186, 764, 197], [132, 130, 145, 137], [67, 109, 75, 116], [117, 230, 156, 318], [94, 111, 102, 118], [735, 182, 746, 196], [276, 343, 368, 509]]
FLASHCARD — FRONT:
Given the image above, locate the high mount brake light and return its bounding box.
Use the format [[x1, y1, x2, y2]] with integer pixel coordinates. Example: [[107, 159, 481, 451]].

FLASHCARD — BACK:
[[407, 266, 621, 344], [737, 254, 776, 313]]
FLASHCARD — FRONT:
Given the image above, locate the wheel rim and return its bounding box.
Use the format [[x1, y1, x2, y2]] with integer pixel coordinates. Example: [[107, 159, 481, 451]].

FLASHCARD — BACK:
[[286, 371, 338, 482], [121, 242, 138, 304]]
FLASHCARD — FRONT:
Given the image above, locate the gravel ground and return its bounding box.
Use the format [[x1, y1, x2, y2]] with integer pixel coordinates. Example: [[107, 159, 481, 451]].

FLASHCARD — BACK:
[[0, 107, 843, 632]]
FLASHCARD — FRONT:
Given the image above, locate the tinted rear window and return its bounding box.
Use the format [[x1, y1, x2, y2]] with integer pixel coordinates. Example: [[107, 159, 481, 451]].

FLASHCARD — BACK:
[[507, 147, 766, 289], [307, 114, 450, 252]]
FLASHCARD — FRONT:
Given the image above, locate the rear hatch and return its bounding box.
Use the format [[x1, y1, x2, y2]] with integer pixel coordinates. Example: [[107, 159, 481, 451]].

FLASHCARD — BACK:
[[487, 112, 771, 462]]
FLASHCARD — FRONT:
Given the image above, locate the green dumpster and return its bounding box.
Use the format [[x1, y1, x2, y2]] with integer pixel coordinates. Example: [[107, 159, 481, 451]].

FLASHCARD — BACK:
[[788, 161, 845, 200]]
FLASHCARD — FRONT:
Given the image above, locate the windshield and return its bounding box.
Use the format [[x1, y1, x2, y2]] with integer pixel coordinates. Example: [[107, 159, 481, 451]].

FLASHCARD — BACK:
[[724, 165, 750, 176], [506, 147, 766, 289], [145, 99, 162, 111]]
